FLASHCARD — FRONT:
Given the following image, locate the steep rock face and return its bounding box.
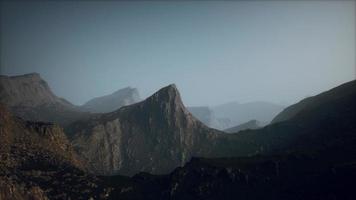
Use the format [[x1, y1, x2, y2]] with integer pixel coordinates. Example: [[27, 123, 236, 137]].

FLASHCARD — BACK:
[[67, 84, 221, 176], [81, 87, 140, 113], [0, 73, 88, 126], [224, 120, 260, 133]]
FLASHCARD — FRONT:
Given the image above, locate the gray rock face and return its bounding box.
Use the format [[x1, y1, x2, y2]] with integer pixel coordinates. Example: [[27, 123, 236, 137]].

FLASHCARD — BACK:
[[81, 87, 140, 113], [0, 73, 87, 126], [224, 120, 260, 133], [66, 84, 221, 176]]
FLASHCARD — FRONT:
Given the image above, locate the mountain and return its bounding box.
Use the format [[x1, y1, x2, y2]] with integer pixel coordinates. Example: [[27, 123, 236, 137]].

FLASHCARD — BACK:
[[110, 79, 356, 200], [211, 101, 285, 127], [66, 84, 221, 176], [0, 73, 87, 126], [67, 80, 356, 176], [1, 76, 356, 199], [81, 87, 140, 113], [112, 154, 356, 200], [224, 120, 260, 133]]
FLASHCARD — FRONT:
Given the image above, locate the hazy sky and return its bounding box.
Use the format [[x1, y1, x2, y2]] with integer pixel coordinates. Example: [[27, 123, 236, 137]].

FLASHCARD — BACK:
[[1, 1, 355, 106]]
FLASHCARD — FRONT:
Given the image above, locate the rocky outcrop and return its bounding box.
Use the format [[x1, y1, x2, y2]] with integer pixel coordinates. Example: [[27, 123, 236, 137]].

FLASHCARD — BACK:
[[81, 87, 140, 113], [67, 84, 221, 176], [0, 104, 112, 199], [0, 73, 88, 126], [0, 104, 82, 170]]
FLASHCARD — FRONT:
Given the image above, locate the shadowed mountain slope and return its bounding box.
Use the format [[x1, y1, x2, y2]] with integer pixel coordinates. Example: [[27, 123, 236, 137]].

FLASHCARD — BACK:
[[271, 80, 356, 124]]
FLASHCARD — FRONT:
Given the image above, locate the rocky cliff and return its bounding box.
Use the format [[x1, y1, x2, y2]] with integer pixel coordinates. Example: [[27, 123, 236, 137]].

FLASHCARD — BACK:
[[66, 84, 221, 176], [0, 104, 110, 199]]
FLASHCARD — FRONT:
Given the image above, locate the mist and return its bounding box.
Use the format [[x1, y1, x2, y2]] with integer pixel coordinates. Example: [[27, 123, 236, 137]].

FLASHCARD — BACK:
[[1, 0, 355, 107]]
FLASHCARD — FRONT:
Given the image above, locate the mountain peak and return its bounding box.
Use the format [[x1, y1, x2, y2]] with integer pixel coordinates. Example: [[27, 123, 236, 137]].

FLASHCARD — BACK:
[[1, 72, 41, 80], [67, 83, 221, 176], [148, 84, 182, 105]]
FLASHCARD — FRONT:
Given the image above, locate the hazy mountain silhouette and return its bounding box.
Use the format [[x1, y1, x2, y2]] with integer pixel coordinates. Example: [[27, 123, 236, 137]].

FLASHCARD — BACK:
[[81, 87, 140, 113], [224, 119, 260, 133], [211, 101, 284, 128], [0, 73, 88, 126]]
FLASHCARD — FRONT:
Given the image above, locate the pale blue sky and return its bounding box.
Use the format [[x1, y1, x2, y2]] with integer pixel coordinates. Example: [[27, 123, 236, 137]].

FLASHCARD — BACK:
[[1, 1, 355, 106]]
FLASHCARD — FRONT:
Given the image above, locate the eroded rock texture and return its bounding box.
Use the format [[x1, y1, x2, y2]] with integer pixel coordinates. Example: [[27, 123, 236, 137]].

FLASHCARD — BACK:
[[67, 84, 221, 175], [0, 105, 111, 199]]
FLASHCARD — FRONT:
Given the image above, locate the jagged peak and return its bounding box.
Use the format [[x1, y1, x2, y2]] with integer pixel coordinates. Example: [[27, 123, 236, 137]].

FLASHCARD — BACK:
[[1, 73, 41, 80], [156, 84, 179, 95], [148, 84, 182, 104], [112, 86, 138, 95]]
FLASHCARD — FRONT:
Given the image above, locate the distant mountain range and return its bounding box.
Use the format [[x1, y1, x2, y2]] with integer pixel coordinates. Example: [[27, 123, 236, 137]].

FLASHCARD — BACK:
[[211, 101, 284, 128], [188, 102, 284, 130], [0, 73, 283, 131], [80, 87, 140, 113], [1, 73, 355, 199], [224, 119, 261, 133]]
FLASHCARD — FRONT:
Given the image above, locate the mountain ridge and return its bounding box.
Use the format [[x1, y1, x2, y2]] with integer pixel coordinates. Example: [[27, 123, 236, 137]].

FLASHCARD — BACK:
[[66, 83, 221, 175]]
